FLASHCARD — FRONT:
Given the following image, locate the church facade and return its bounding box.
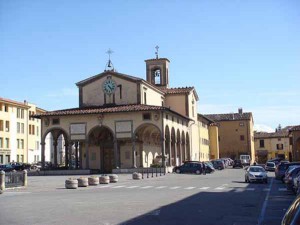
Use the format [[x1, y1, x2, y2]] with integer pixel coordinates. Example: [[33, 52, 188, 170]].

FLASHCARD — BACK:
[[34, 56, 215, 172]]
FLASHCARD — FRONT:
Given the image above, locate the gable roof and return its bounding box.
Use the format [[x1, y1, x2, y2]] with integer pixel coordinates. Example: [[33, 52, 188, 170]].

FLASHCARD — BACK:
[[76, 70, 142, 87], [158, 87, 199, 101], [204, 112, 253, 122]]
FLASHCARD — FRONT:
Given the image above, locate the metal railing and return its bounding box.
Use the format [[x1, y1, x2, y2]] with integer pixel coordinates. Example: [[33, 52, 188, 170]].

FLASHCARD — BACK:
[[0, 170, 27, 193], [140, 167, 166, 179]]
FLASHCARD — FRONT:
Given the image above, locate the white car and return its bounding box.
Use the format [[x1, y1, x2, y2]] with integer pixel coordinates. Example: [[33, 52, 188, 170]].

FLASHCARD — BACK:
[[245, 166, 268, 183]]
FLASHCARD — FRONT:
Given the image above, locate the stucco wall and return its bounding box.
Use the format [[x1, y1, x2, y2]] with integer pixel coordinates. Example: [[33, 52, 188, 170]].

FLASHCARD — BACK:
[[165, 95, 186, 116], [209, 125, 219, 159], [140, 83, 164, 106]]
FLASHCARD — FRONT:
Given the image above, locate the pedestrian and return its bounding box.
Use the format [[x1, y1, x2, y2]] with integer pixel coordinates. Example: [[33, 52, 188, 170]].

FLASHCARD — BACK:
[[202, 162, 206, 175]]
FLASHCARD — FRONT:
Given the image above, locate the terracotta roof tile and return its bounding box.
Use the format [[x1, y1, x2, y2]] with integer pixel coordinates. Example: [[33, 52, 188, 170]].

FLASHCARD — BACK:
[[33, 104, 192, 121], [204, 112, 252, 121], [158, 87, 194, 94], [0, 97, 31, 108], [290, 125, 300, 131]]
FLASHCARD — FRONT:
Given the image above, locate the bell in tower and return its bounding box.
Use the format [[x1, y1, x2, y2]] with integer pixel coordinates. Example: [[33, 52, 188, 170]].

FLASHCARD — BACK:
[[145, 46, 170, 88]]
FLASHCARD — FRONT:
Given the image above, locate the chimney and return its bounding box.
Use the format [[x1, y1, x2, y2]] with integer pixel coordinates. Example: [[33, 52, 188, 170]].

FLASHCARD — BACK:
[[238, 108, 243, 114], [24, 100, 27, 105]]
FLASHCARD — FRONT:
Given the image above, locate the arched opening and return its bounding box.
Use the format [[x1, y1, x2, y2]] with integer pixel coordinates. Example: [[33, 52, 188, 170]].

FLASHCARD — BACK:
[[181, 131, 186, 162], [41, 128, 70, 169], [88, 126, 114, 172], [152, 68, 161, 85], [171, 128, 176, 166], [176, 130, 181, 164], [186, 133, 191, 161], [165, 126, 171, 166], [135, 123, 161, 168]]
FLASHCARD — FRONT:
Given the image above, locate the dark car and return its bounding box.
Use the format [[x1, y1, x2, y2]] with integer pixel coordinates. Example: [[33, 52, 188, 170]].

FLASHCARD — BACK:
[[204, 162, 215, 173], [174, 161, 203, 174], [0, 164, 14, 172], [285, 166, 300, 191], [282, 196, 300, 225], [233, 159, 243, 168], [211, 160, 225, 170], [265, 162, 276, 172], [276, 162, 300, 182]]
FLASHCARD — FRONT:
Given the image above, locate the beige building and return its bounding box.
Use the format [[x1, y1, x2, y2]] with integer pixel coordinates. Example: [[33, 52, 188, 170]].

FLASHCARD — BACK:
[[204, 108, 255, 163], [0, 98, 45, 164], [34, 55, 216, 172], [288, 125, 300, 161], [254, 126, 293, 163]]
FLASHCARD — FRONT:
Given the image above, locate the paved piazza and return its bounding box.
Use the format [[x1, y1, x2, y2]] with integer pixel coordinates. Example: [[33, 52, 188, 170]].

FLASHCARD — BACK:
[[0, 169, 295, 225]]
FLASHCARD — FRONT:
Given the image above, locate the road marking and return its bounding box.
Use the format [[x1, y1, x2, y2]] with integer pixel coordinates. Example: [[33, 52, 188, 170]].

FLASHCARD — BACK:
[[170, 186, 181, 189], [215, 186, 225, 190], [246, 188, 255, 191], [199, 187, 210, 190], [3, 191, 31, 195], [258, 178, 274, 225], [97, 185, 112, 188], [263, 188, 270, 192], [278, 188, 287, 191], [184, 187, 196, 190], [141, 186, 153, 189], [147, 209, 160, 216], [155, 186, 167, 189], [112, 185, 125, 189], [126, 186, 139, 189]]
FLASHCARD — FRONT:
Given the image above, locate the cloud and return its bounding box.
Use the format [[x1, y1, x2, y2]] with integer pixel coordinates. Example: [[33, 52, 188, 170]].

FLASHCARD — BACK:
[[46, 88, 78, 97], [254, 124, 274, 132]]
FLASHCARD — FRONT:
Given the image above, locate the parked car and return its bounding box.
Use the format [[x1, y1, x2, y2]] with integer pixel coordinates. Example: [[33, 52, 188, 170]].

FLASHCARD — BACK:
[[281, 195, 300, 225], [245, 166, 268, 183], [284, 166, 300, 191], [211, 160, 225, 170], [204, 162, 215, 173], [0, 164, 14, 172], [276, 162, 300, 182], [174, 161, 203, 174], [233, 159, 243, 168], [265, 162, 276, 172]]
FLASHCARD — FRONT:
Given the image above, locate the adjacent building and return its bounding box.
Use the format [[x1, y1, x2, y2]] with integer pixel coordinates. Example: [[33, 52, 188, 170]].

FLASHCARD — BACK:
[[290, 126, 300, 161], [204, 109, 255, 163], [254, 126, 293, 163], [0, 98, 45, 164]]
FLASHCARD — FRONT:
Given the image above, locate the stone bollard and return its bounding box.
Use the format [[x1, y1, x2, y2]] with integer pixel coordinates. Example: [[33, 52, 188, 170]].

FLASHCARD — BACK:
[[109, 174, 118, 183], [99, 175, 110, 184], [77, 177, 89, 187], [88, 176, 99, 186], [132, 172, 142, 180], [0, 170, 5, 194], [23, 170, 28, 187], [65, 178, 78, 189]]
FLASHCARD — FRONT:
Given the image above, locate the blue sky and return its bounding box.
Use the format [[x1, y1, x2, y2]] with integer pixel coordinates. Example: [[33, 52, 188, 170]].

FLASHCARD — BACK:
[[1, 0, 299, 132]]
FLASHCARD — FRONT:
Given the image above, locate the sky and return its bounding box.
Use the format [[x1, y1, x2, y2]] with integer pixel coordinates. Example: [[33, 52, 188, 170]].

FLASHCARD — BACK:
[[0, 0, 299, 132]]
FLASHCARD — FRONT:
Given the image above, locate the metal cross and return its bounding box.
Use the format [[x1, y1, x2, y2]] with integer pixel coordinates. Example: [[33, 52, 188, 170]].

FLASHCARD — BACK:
[[155, 45, 159, 59], [106, 48, 114, 60]]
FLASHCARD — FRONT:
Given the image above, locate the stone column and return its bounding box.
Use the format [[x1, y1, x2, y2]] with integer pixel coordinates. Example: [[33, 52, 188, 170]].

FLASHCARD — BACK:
[[68, 143, 73, 169], [85, 140, 89, 169], [132, 139, 137, 168], [0, 170, 5, 193], [78, 143, 82, 169], [75, 142, 79, 169], [167, 140, 171, 166], [113, 139, 119, 169], [23, 170, 27, 187], [41, 142, 46, 169], [161, 137, 166, 167], [65, 143, 69, 168], [53, 140, 58, 167], [174, 140, 178, 166]]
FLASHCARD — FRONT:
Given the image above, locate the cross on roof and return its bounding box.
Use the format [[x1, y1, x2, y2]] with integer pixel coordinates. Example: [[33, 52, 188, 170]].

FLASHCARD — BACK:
[[106, 48, 114, 60]]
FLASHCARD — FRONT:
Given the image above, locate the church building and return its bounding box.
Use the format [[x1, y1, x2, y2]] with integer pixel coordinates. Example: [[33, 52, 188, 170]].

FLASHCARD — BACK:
[[34, 51, 214, 172]]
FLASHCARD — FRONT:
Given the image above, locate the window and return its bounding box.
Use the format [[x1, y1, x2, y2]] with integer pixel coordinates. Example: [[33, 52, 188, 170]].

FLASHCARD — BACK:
[[153, 69, 161, 84], [17, 108, 21, 118], [5, 138, 9, 148], [32, 125, 35, 135], [192, 106, 194, 117], [17, 139, 20, 149], [17, 122, 20, 133], [290, 137, 293, 145], [277, 144, 283, 150], [20, 155, 24, 162], [0, 155, 3, 164], [36, 141, 39, 150], [162, 101, 164, 106], [0, 138, 2, 148], [144, 92, 147, 104], [29, 125, 32, 134], [5, 121, 9, 132], [20, 139, 24, 149], [21, 123, 24, 134], [4, 105, 8, 112], [143, 113, 151, 120], [0, 120, 3, 131], [259, 140, 265, 148], [0, 103, 2, 111], [17, 155, 19, 162], [21, 109, 24, 119], [36, 126, 39, 136], [52, 118, 60, 125], [240, 135, 245, 141], [166, 114, 168, 120]]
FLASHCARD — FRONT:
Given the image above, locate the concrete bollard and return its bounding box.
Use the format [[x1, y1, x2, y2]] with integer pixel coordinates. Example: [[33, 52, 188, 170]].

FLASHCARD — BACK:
[[23, 170, 28, 187], [65, 178, 78, 189], [77, 177, 89, 187], [99, 175, 110, 184], [132, 172, 142, 180], [88, 176, 99, 185], [0, 170, 5, 194], [109, 174, 118, 183]]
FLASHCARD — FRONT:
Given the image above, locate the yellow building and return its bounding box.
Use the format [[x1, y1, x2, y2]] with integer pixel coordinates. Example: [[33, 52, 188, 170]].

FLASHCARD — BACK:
[[204, 108, 255, 163], [0, 98, 45, 164], [254, 127, 293, 163], [33, 54, 219, 172]]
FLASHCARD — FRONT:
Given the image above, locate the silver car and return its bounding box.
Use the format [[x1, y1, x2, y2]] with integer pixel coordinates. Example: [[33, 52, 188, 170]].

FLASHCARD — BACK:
[[245, 166, 268, 183]]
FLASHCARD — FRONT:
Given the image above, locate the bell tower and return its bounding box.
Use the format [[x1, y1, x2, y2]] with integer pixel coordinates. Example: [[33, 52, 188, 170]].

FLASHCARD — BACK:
[[145, 46, 170, 88]]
